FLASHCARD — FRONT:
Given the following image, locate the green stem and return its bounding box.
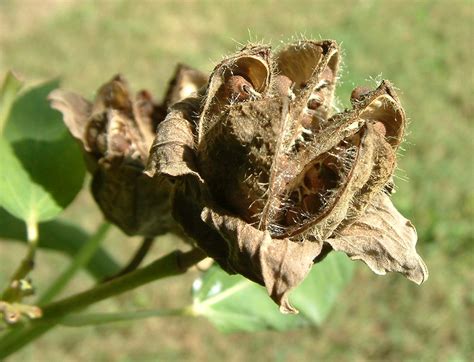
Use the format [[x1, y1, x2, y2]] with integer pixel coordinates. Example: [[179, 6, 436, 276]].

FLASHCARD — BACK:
[[59, 307, 191, 327], [38, 222, 110, 305], [0, 248, 206, 358], [1, 219, 39, 301], [103, 237, 155, 282]]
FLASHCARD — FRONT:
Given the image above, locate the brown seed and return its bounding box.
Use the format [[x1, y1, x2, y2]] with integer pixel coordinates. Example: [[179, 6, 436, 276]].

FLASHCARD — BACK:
[[304, 164, 323, 191], [351, 86, 371, 101], [373, 121, 387, 136], [303, 194, 323, 214], [285, 208, 300, 226], [289, 190, 302, 203], [218, 75, 260, 103], [319, 162, 340, 189], [307, 96, 323, 110], [300, 113, 314, 129]]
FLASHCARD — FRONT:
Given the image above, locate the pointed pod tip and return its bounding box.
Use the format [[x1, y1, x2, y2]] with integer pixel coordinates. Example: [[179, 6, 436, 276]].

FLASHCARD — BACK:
[[47, 88, 63, 102], [278, 299, 299, 315], [143, 167, 155, 178], [409, 255, 429, 285]]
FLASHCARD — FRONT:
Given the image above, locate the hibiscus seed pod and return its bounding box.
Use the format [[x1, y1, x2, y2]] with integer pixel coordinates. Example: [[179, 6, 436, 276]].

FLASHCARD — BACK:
[[147, 40, 428, 313]]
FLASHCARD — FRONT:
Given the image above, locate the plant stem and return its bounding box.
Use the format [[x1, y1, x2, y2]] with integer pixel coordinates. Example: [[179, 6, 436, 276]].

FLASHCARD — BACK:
[[59, 307, 192, 327], [0, 248, 206, 358], [103, 237, 155, 282], [37, 222, 110, 305], [1, 219, 39, 301]]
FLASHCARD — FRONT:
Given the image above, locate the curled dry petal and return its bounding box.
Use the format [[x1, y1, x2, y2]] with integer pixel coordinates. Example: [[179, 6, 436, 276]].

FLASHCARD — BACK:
[[48, 89, 92, 146], [145, 40, 428, 312]]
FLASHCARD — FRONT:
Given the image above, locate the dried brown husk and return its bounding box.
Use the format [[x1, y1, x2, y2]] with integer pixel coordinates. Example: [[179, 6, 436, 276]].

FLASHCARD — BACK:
[[147, 40, 428, 312], [50, 68, 206, 237]]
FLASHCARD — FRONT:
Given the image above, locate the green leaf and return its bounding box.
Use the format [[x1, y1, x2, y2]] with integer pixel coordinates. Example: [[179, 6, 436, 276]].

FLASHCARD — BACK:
[[0, 71, 23, 135], [0, 137, 85, 223], [3, 80, 63, 142], [0, 208, 120, 280], [289, 250, 355, 325], [0, 80, 86, 224], [191, 252, 354, 332]]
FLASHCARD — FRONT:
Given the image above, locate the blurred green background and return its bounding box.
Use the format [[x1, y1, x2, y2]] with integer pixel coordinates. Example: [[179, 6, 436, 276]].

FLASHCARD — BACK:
[[0, 0, 472, 360]]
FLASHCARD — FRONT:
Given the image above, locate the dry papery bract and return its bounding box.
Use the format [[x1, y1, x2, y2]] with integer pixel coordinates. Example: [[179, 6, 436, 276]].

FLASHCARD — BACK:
[[49, 65, 207, 237], [147, 40, 428, 313]]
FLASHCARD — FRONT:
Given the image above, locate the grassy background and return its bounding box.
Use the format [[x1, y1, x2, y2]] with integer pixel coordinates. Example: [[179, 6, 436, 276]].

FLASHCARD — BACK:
[[0, 0, 472, 360]]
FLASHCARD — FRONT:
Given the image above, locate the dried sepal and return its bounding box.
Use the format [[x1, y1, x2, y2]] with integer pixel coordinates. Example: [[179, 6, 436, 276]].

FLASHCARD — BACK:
[[326, 193, 428, 284], [201, 207, 322, 313], [171, 177, 231, 266], [91, 163, 175, 236], [146, 64, 208, 180], [146, 97, 202, 180]]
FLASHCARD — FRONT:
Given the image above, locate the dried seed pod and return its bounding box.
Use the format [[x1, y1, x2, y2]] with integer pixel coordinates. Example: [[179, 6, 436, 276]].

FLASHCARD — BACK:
[[197, 44, 271, 140], [147, 40, 428, 312], [276, 40, 339, 122], [50, 67, 206, 237], [93, 74, 134, 116], [163, 63, 208, 107]]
